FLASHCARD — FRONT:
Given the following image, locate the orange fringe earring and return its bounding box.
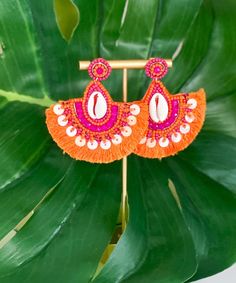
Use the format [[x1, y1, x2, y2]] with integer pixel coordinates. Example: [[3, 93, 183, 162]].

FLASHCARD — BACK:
[[46, 58, 148, 163], [134, 58, 206, 159]]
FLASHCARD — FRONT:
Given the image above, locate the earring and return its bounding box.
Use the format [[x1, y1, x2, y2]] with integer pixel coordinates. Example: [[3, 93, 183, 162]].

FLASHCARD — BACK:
[[46, 58, 148, 163], [134, 58, 206, 159]]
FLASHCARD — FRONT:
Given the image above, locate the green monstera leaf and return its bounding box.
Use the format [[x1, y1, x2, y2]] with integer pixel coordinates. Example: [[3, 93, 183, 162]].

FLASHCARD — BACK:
[[0, 0, 236, 282]]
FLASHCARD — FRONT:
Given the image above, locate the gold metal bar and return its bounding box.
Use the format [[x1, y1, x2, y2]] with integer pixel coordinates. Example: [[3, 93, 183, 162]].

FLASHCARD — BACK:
[[123, 68, 128, 101], [122, 68, 128, 232], [79, 59, 172, 70]]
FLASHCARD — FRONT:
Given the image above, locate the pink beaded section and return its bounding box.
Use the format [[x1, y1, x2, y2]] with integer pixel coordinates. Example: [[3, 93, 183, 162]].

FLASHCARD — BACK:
[[141, 81, 193, 145], [145, 58, 168, 80], [88, 58, 111, 81]]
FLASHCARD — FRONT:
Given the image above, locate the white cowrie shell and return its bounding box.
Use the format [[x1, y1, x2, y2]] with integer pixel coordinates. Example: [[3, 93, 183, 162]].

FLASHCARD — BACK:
[[87, 140, 98, 150], [187, 98, 197, 109], [130, 104, 140, 116], [149, 93, 168, 123], [66, 126, 77, 137], [112, 134, 122, 145], [58, 115, 68, 126], [146, 138, 156, 148], [180, 123, 190, 134], [121, 126, 132, 137], [185, 113, 195, 123], [75, 136, 86, 147], [159, 137, 169, 148], [87, 91, 107, 119], [139, 136, 147, 144], [127, 115, 137, 126], [53, 104, 64, 115], [100, 140, 111, 150], [171, 132, 182, 143]]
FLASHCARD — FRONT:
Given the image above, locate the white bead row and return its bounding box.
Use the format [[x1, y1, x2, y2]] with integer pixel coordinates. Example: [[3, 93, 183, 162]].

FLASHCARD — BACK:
[[72, 125, 133, 150], [139, 96, 198, 149], [54, 103, 141, 151], [140, 120, 193, 148]]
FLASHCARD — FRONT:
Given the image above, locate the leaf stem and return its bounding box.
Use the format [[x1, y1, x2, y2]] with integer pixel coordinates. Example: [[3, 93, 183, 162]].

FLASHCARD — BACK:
[[0, 89, 55, 107]]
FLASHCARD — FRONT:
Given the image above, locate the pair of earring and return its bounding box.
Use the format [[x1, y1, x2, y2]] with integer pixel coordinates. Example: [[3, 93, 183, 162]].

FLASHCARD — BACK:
[[46, 58, 206, 163]]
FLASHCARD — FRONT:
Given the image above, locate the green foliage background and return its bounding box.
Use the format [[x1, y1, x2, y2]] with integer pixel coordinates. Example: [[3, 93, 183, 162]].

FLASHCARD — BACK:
[[0, 0, 236, 282]]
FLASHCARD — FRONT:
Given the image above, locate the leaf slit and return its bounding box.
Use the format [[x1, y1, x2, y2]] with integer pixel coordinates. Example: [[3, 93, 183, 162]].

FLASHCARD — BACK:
[[0, 177, 64, 249], [168, 178, 182, 210]]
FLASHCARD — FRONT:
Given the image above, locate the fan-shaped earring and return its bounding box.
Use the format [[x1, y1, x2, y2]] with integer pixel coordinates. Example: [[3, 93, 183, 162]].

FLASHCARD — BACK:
[[46, 58, 148, 163], [134, 58, 206, 159]]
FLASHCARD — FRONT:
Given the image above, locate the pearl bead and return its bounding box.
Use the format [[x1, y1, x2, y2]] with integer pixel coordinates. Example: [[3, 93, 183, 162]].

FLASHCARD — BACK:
[[121, 126, 132, 137], [180, 124, 190, 134], [100, 140, 111, 150], [159, 137, 169, 148], [66, 126, 77, 137], [57, 115, 68, 126], [146, 138, 156, 148], [112, 134, 122, 145], [75, 136, 86, 147], [53, 103, 64, 115], [127, 115, 137, 126], [130, 104, 140, 116], [187, 98, 197, 109], [171, 132, 182, 143], [87, 140, 98, 150], [185, 113, 195, 123]]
